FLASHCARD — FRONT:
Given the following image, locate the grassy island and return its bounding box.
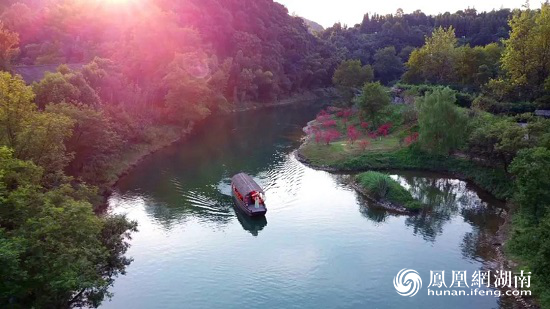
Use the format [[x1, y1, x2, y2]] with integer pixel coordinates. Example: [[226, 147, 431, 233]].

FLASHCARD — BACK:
[[354, 171, 422, 212]]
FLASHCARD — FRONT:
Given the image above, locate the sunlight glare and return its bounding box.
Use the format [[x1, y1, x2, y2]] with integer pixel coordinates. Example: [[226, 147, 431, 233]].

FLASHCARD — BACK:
[[98, 0, 134, 6]]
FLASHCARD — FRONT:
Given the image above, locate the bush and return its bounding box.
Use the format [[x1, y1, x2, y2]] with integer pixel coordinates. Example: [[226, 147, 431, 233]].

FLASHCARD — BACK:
[[455, 92, 475, 108], [473, 95, 538, 115], [472, 95, 498, 111]]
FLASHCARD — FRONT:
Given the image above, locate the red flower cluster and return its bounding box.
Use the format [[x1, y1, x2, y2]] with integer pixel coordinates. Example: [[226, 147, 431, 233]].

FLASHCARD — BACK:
[[322, 129, 341, 145], [342, 108, 353, 118], [316, 109, 329, 122], [347, 125, 360, 144], [404, 132, 419, 145], [377, 123, 393, 136], [337, 108, 352, 118], [359, 139, 370, 150], [322, 119, 337, 127]]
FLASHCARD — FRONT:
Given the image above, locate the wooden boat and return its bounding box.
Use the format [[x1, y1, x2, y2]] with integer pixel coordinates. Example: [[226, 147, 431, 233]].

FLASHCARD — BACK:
[[231, 173, 267, 217]]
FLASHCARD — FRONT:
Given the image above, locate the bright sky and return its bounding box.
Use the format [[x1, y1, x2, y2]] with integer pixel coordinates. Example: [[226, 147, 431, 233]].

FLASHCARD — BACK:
[[275, 0, 529, 28]]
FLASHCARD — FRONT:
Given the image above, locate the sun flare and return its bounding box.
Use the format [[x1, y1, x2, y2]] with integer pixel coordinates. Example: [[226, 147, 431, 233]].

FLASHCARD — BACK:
[[97, 0, 135, 6]]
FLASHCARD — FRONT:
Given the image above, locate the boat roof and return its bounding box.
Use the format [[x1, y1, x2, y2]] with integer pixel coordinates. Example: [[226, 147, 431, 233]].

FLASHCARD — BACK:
[[231, 173, 264, 196]]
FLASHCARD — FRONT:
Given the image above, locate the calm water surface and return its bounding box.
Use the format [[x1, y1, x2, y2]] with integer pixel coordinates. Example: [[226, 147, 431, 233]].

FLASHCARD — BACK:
[[103, 104, 513, 309]]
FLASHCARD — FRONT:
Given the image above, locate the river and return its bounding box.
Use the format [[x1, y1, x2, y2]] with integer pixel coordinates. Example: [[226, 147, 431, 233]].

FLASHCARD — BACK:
[[102, 103, 514, 309]]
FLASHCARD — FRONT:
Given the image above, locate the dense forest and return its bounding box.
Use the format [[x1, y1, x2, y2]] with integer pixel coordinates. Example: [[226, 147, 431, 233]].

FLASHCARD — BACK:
[[1, 0, 550, 307]]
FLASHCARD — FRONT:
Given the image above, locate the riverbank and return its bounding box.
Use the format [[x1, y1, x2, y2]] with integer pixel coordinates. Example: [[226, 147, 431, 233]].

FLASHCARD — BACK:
[[103, 89, 337, 197], [296, 132, 544, 308], [104, 125, 190, 190], [229, 88, 338, 112], [297, 142, 513, 200]]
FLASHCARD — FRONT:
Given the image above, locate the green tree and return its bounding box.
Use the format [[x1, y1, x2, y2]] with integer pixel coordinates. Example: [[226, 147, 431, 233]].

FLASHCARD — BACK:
[[468, 115, 532, 172], [14, 111, 74, 185], [373, 46, 404, 84], [0, 21, 19, 71], [163, 52, 214, 125], [0, 147, 137, 308], [510, 147, 550, 223], [500, 3, 550, 100], [33, 72, 80, 108], [417, 87, 467, 154], [33, 68, 101, 109], [356, 82, 390, 124], [332, 59, 374, 104], [0, 72, 35, 147], [0, 72, 74, 186], [403, 27, 458, 84], [47, 103, 123, 186]]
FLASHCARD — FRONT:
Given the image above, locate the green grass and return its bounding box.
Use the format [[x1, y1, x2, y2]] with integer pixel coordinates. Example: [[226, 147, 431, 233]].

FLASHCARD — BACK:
[[302, 135, 401, 166], [300, 143, 513, 200], [356, 171, 423, 210]]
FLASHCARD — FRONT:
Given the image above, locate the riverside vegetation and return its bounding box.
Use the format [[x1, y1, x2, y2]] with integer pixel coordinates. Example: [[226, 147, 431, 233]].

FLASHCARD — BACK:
[[299, 5, 550, 307], [1, 0, 550, 307]]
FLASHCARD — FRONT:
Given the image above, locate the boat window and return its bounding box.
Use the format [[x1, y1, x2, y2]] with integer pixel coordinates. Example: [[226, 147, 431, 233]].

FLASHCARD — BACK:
[[233, 186, 244, 201]]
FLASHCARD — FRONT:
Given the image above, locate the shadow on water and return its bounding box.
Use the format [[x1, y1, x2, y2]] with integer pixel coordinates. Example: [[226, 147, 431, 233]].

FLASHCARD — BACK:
[[234, 209, 268, 236]]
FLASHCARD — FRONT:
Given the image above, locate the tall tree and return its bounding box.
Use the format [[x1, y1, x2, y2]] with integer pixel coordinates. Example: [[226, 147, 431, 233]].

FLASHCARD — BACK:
[[332, 59, 374, 104], [373, 46, 404, 84], [417, 87, 467, 154], [0, 72, 35, 148], [403, 27, 459, 84], [0, 21, 19, 71], [357, 81, 390, 124], [500, 3, 550, 100]]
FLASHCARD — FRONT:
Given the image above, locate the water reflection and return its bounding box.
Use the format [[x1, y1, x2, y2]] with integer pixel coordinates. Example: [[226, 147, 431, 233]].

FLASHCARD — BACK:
[[386, 173, 505, 245], [234, 210, 268, 236]]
